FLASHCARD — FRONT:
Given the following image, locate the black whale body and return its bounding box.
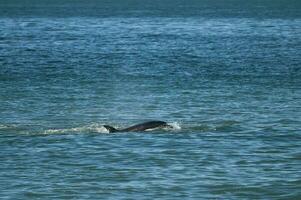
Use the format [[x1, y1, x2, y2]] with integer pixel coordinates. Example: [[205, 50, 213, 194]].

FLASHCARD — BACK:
[[103, 121, 172, 133]]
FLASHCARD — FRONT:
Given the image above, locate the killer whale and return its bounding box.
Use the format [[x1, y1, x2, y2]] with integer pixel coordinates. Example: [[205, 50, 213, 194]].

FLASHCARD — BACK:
[[103, 121, 172, 133]]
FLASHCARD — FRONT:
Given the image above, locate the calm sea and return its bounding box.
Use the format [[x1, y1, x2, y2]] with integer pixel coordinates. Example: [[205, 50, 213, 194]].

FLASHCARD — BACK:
[[1, 0, 301, 199]]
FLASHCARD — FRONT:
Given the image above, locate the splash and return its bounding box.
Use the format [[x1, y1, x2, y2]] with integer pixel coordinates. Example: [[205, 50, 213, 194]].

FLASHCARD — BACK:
[[167, 122, 182, 131]]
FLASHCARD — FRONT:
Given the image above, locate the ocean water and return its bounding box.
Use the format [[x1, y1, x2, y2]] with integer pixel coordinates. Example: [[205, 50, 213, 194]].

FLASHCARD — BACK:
[[1, 0, 301, 199]]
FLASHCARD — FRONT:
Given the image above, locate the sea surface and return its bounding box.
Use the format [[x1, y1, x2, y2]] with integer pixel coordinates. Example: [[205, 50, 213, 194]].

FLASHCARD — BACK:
[[1, 0, 301, 199]]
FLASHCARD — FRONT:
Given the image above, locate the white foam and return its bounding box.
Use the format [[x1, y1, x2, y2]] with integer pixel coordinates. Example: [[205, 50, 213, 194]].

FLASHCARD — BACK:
[[167, 122, 182, 131]]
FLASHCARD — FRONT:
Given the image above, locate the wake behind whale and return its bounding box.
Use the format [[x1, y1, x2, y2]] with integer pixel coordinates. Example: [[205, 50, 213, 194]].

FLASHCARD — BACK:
[[103, 121, 173, 133]]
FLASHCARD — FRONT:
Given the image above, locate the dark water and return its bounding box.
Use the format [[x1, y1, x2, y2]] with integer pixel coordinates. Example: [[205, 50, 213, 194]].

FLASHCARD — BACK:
[[1, 0, 301, 199]]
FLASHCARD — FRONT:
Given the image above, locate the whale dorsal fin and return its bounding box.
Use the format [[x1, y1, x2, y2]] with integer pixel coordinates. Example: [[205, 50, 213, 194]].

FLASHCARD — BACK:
[[103, 125, 119, 133]]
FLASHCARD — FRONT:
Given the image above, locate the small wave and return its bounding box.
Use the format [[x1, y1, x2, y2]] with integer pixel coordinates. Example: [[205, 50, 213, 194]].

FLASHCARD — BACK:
[[0, 124, 11, 130], [0, 124, 20, 131], [189, 124, 212, 132], [43, 123, 110, 135]]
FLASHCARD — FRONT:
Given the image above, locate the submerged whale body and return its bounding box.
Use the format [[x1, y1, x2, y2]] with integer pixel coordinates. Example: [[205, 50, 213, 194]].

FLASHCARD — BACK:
[[103, 121, 172, 133]]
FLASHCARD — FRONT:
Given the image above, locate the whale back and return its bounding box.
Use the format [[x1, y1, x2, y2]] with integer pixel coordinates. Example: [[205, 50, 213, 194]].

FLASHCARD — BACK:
[[121, 121, 168, 132], [104, 121, 171, 133]]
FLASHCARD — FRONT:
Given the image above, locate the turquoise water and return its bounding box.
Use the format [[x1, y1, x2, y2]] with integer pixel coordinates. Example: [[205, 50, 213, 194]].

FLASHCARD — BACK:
[[1, 1, 301, 199]]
